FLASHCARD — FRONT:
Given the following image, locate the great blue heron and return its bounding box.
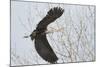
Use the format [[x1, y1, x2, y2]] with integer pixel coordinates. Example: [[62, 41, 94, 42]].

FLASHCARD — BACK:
[[24, 7, 64, 63]]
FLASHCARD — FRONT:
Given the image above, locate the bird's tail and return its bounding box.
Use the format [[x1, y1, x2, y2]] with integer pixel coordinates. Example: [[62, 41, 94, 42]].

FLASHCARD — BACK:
[[47, 7, 64, 19]]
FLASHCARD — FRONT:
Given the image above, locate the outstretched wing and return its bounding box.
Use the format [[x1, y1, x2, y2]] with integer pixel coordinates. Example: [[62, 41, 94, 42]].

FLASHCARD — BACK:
[[36, 7, 64, 31], [34, 7, 64, 63], [35, 33, 58, 63]]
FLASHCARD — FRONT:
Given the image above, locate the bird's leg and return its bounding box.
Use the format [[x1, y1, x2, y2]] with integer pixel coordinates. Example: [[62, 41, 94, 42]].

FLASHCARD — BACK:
[[46, 27, 64, 34]]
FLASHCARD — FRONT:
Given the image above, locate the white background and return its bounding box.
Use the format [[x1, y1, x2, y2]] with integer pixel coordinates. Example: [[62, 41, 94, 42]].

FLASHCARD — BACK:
[[0, 0, 98, 67]]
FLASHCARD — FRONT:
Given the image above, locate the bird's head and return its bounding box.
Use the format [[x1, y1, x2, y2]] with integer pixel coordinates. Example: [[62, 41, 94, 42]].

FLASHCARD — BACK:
[[24, 30, 37, 40]]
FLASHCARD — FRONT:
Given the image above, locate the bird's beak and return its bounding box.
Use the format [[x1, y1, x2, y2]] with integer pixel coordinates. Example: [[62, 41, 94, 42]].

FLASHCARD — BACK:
[[23, 35, 30, 38]]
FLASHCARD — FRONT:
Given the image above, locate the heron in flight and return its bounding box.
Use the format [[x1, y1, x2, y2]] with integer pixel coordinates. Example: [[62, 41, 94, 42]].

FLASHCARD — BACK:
[[24, 7, 64, 63]]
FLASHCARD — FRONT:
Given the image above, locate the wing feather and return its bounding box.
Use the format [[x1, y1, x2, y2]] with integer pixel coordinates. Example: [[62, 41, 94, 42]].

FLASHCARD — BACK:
[[35, 33, 58, 63], [36, 7, 64, 30]]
